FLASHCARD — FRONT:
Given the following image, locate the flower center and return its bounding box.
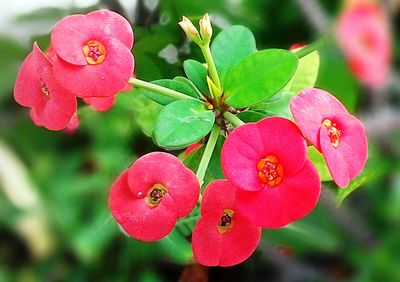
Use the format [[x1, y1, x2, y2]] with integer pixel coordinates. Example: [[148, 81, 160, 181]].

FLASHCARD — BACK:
[[322, 119, 341, 148], [40, 80, 50, 98], [217, 209, 234, 233], [83, 40, 107, 65], [257, 155, 283, 187], [146, 184, 168, 207]]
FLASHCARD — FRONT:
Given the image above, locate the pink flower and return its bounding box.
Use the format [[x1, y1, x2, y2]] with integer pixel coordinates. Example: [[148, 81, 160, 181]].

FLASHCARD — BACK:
[[221, 117, 321, 228], [336, 2, 391, 89], [50, 9, 134, 98], [192, 180, 261, 267], [109, 152, 200, 241], [14, 43, 77, 131], [64, 113, 80, 134], [290, 88, 368, 188], [83, 96, 116, 112]]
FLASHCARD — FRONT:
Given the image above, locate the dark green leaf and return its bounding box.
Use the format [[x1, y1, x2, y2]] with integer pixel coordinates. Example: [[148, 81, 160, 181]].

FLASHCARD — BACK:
[[154, 100, 215, 149], [137, 102, 164, 137], [143, 79, 198, 105], [211, 25, 257, 82], [173, 76, 203, 98], [224, 49, 298, 108], [183, 59, 209, 95]]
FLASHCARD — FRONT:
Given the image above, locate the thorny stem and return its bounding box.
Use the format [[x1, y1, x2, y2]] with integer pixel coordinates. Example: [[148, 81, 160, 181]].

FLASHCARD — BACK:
[[294, 37, 328, 58], [129, 77, 197, 101], [200, 44, 222, 92], [196, 125, 220, 191], [223, 112, 245, 127]]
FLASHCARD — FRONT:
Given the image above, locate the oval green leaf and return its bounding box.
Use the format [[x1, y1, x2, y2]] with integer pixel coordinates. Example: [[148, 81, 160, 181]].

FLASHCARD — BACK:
[[143, 79, 198, 105], [183, 59, 209, 95], [211, 25, 257, 82], [154, 100, 215, 149], [224, 49, 298, 108], [285, 49, 320, 94], [307, 146, 332, 182]]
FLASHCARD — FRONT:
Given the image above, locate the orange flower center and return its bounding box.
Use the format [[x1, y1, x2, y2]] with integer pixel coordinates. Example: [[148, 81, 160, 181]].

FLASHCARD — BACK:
[[257, 155, 283, 187], [217, 209, 234, 233], [83, 40, 107, 65], [322, 119, 341, 148], [146, 184, 168, 207], [40, 80, 50, 97]]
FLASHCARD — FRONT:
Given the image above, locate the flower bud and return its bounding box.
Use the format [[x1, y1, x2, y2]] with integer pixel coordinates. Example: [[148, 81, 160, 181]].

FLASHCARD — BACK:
[[178, 16, 202, 45], [199, 13, 212, 44]]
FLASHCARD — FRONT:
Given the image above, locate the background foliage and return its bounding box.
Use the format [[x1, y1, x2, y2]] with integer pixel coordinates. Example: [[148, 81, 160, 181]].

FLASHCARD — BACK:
[[0, 0, 399, 281]]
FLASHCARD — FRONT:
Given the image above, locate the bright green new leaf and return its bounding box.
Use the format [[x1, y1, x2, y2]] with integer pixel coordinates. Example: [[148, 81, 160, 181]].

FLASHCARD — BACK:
[[183, 59, 209, 95], [285, 49, 320, 94], [252, 91, 295, 119], [154, 100, 215, 149], [143, 79, 198, 105], [211, 25, 257, 82], [307, 146, 332, 182], [224, 49, 298, 108]]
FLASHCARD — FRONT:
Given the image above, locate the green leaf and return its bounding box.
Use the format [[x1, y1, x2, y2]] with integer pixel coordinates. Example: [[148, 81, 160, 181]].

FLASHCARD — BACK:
[[211, 25, 257, 82], [224, 49, 298, 108], [237, 110, 267, 123], [252, 91, 295, 119], [154, 100, 215, 149], [137, 102, 164, 137], [173, 76, 203, 98], [183, 59, 209, 95], [307, 146, 332, 182], [336, 161, 390, 205], [143, 79, 198, 105], [285, 50, 320, 94]]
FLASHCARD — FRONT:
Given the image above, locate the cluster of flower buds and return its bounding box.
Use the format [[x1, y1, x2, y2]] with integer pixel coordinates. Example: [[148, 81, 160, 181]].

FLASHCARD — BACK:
[[14, 10, 135, 131]]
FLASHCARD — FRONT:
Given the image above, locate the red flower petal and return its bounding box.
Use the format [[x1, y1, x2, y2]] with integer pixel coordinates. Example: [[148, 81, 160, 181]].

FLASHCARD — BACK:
[[192, 180, 261, 267], [109, 171, 178, 241], [236, 161, 321, 228], [14, 43, 77, 131], [221, 117, 307, 191], [320, 114, 367, 188], [290, 89, 349, 150], [87, 9, 134, 49], [83, 96, 116, 112], [192, 210, 261, 267], [53, 37, 134, 98], [127, 152, 200, 218], [51, 10, 133, 65]]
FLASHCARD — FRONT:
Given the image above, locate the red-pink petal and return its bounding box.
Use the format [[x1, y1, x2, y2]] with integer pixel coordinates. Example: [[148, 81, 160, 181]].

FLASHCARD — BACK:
[[237, 161, 321, 228], [53, 37, 134, 98], [87, 9, 134, 49], [319, 114, 367, 188], [109, 171, 177, 241], [200, 179, 237, 216], [14, 43, 52, 108], [290, 88, 349, 150], [51, 10, 133, 66], [64, 113, 80, 134], [336, 3, 391, 88], [221, 117, 306, 191], [127, 152, 199, 218], [192, 209, 261, 267], [83, 96, 116, 112]]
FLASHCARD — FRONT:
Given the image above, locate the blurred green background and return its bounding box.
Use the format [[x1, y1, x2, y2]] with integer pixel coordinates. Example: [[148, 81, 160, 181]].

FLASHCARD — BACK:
[[1, 0, 400, 281]]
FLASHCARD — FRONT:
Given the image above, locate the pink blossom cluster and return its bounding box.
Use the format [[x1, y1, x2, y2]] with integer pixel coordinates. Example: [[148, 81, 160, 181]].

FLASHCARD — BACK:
[[14, 10, 135, 131], [109, 88, 367, 267]]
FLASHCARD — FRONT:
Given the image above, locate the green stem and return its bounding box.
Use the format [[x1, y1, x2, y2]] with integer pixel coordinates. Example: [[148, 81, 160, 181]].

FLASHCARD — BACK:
[[196, 125, 220, 188], [129, 77, 197, 101], [223, 112, 244, 127], [200, 44, 222, 91], [294, 37, 328, 59]]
